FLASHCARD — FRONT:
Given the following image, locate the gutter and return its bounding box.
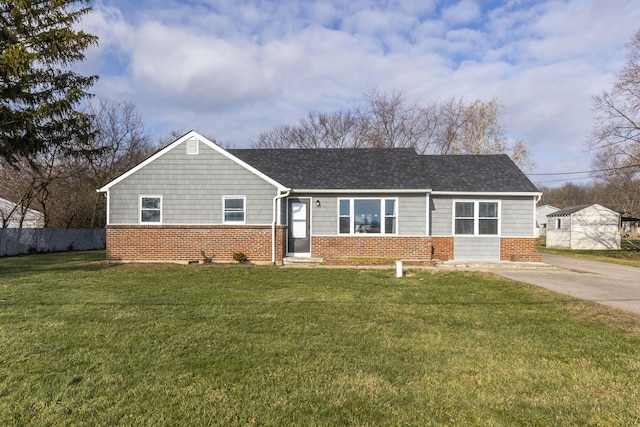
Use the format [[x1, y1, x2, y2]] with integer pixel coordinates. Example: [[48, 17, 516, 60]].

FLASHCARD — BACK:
[[272, 189, 291, 264]]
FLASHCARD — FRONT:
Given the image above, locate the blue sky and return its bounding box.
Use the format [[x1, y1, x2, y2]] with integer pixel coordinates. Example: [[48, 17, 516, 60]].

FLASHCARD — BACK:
[[80, 0, 640, 186]]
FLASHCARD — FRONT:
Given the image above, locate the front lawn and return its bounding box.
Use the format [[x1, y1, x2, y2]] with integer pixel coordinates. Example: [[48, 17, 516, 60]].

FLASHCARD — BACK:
[[1, 251, 640, 426]]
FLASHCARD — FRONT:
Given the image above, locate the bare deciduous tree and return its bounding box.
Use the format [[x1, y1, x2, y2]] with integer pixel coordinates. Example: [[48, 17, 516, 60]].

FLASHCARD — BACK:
[[252, 88, 534, 169], [0, 98, 157, 228], [587, 29, 640, 214], [590, 29, 640, 175]]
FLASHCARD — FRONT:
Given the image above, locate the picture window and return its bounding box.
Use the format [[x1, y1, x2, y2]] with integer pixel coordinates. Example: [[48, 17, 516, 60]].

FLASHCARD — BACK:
[[338, 198, 397, 234]]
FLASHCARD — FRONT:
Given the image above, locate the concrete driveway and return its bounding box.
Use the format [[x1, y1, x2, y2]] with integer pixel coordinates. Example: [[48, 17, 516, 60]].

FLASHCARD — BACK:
[[494, 254, 640, 315]]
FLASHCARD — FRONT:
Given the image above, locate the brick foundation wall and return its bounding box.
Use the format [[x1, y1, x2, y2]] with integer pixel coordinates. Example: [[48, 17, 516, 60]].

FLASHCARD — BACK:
[[500, 237, 541, 262], [106, 225, 286, 264], [311, 236, 432, 261], [431, 237, 454, 261]]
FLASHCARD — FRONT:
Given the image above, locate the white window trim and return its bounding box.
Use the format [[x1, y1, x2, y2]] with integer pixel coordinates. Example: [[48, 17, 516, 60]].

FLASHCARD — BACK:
[[452, 200, 501, 236], [140, 195, 162, 224], [337, 197, 398, 235], [223, 195, 246, 224], [555, 218, 562, 229], [186, 137, 199, 155]]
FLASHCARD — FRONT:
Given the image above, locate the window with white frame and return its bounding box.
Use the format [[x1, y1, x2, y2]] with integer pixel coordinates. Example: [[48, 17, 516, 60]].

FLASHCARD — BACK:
[[338, 198, 396, 234], [223, 196, 245, 223], [454, 201, 499, 235], [478, 202, 498, 234], [454, 202, 474, 235], [555, 218, 561, 229], [140, 196, 162, 224]]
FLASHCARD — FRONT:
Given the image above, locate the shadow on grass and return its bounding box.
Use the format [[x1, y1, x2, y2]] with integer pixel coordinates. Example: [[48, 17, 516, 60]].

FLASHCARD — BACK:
[[0, 250, 106, 279]]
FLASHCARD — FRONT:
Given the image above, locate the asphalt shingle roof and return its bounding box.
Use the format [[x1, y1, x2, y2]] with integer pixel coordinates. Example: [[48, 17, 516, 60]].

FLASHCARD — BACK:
[[228, 148, 538, 193], [546, 204, 594, 216], [420, 155, 539, 192], [228, 148, 427, 190]]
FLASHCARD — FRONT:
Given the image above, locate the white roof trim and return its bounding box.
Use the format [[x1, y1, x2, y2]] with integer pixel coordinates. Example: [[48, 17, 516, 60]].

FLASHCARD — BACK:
[[97, 131, 288, 192], [431, 191, 542, 197], [292, 188, 432, 194]]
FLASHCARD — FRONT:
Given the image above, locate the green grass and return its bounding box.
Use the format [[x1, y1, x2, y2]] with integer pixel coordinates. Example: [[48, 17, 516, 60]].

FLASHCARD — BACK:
[[2, 251, 640, 426], [537, 236, 640, 267]]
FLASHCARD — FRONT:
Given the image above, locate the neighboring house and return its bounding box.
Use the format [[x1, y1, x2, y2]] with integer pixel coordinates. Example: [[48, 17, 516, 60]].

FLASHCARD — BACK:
[[546, 204, 621, 250], [0, 197, 44, 228], [98, 131, 541, 264], [536, 205, 560, 236]]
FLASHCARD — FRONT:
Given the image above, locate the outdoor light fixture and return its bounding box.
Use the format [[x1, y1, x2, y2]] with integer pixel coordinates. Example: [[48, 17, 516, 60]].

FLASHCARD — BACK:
[[316, 200, 321, 207]]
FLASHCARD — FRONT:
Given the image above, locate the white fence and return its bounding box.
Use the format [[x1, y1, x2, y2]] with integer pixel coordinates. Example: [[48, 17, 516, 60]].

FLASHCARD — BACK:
[[0, 228, 106, 257]]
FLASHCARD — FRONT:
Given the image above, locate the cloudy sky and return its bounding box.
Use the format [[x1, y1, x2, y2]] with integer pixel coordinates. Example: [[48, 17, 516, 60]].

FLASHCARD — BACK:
[[80, 0, 640, 187]]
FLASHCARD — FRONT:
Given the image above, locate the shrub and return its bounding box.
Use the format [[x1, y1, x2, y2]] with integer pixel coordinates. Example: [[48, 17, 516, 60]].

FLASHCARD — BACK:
[[232, 252, 248, 263]]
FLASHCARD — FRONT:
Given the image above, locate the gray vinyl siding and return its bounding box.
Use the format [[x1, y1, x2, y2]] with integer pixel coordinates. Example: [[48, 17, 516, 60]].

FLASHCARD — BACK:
[[108, 141, 278, 225], [299, 193, 427, 236], [400, 194, 427, 235], [430, 197, 453, 236], [501, 196, 536, 237], [454, 236, 500, 260]]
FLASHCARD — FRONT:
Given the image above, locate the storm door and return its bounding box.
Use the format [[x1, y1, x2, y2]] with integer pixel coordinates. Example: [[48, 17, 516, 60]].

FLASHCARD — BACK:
[[287, 198, 311, 255]]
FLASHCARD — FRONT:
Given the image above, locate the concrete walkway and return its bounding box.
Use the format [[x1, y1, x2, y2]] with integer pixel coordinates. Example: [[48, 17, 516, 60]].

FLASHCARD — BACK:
[[494, 254, 640, 315]]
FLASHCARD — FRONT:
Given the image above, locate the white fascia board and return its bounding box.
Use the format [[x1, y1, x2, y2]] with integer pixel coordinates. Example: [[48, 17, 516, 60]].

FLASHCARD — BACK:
[[292, 188, 432, 194], [97, 131, 289, 192], [431, 191, 542, 197]]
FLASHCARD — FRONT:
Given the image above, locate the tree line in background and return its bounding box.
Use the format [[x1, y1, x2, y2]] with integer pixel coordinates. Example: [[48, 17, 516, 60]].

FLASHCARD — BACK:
[[2, 1, 640, 228], [0, 99, 157, 228], [538, 180, 640, 216], [551, 29, 640, 216], [253, 89, 534, 170]]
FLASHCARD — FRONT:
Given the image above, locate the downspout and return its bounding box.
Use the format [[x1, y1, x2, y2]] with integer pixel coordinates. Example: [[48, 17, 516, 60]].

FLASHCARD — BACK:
[[272, 189, 291, 264], [534, 193, 541, 237]]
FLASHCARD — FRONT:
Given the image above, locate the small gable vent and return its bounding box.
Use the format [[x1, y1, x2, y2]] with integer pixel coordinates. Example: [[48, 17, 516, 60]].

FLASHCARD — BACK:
[[186, 137, 199, 155]]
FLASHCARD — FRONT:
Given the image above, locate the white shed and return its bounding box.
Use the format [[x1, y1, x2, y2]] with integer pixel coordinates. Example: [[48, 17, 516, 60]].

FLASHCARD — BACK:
[[536, 204, 560, 236], [546, 204, 620, 250], [0, 197, 44, 228]]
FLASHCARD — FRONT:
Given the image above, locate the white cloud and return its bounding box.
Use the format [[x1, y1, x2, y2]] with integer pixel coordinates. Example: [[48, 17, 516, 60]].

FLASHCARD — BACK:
[[442, 0, 481, 26], [129, 21, 279, 111], [81, 0, 640, 182]]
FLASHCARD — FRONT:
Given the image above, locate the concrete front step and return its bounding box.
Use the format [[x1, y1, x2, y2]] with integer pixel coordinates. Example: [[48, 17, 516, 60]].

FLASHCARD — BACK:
[[282, 256, 324, 266]]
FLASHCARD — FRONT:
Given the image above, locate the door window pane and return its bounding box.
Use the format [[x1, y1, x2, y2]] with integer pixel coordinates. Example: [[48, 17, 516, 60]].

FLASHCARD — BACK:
[[292, 219, 307, 238], [291, 202, 306, 220], [291, 202, 307, 238]]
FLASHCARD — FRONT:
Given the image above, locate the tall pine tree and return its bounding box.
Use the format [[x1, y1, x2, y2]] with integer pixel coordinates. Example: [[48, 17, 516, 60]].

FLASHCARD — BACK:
[[0, 0, 98, 164]]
